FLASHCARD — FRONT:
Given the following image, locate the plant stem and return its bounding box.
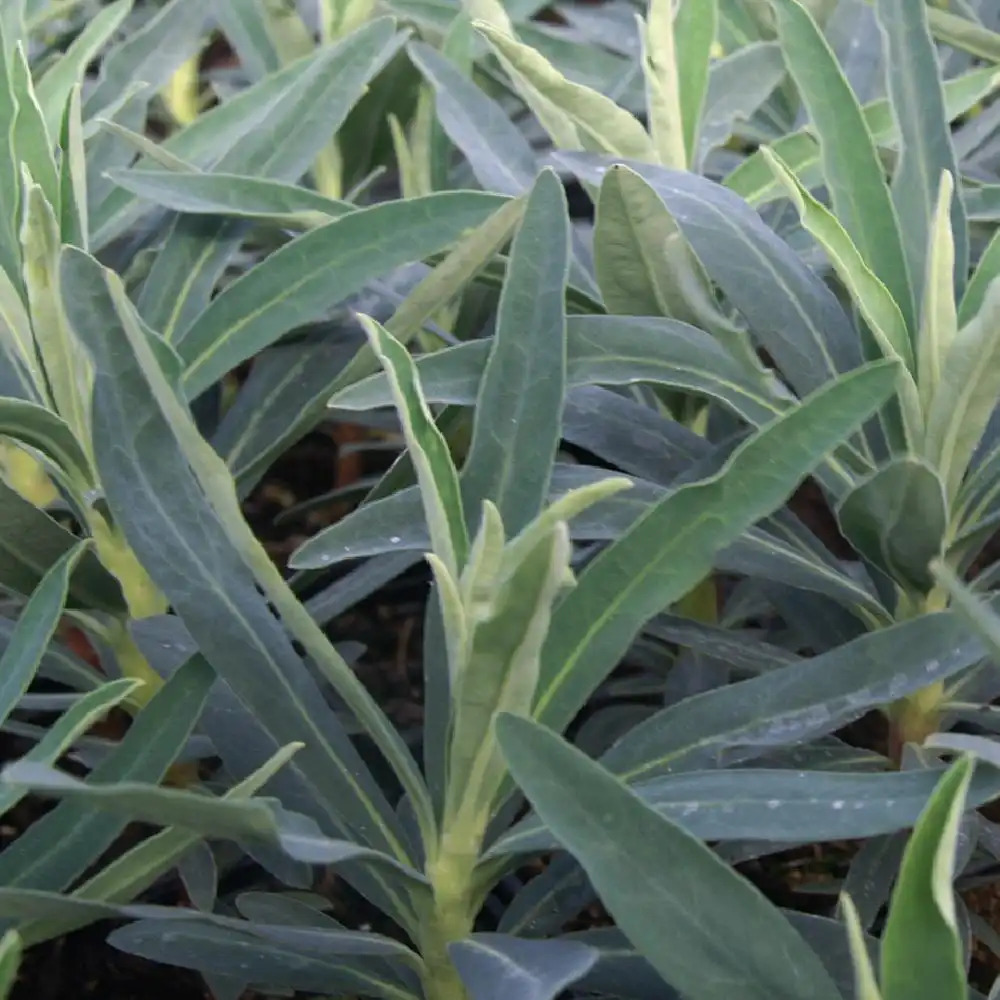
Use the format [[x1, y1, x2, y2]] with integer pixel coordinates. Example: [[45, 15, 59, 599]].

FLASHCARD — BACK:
[[422, 828, 481, 1000], [888, 583, 949, 764]]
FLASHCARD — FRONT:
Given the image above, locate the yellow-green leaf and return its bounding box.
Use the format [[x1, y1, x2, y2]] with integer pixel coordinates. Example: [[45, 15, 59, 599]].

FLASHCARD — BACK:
[[475, 21, 656, 161], [917, 171, 959, 417]]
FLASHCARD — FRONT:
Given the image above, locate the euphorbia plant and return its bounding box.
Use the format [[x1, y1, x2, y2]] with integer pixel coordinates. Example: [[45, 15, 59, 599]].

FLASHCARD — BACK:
[[401, 0, 1000, 762], [2, 166, 904, 998]]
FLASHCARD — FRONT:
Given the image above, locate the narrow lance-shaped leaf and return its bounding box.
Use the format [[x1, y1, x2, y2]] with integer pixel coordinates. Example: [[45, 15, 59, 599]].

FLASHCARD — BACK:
[[33, 0, 132, 138], [58, 85, 88, 250], [761, 148, 911, 372], [491, 765, 1000, 855], [178, 192, 506, 398], [879, 757, 972, 1000], [460, 168, 569, 536], [594, 596, 993, 784], [724, 65, 1000, 209], [362, 195, 526, 381], [20, 182, 92, 454], [0, 28, 22, 286], [360, 315, 468, 576], [141, 17, 404, 344], [495, 713, 844, 1000], [407, 40, 537, 195], [923, 278, 1000, 504], [593, 165, 768, 388], [0, 760, 425, 885], [327, 313, 786, 430], [0, 656, 214, 895], [0, 931, 20, 1000], [758, 148, 920, 451], [0, 544, 87, 727], [59, 248, 423, 871], [474, 21, 656, 162], [841, 896, 884, 1000], [674, 0, 717, 167], [556, 154, 864, 412], [0, 679, 141, 820], [640, 0, 687, 169], [15, 743, 307, 947], [768, 0, 915, 332], [533, 361, 900, 735], [10, 44, 58, 211], [917, 171, 959, 418], [876, 0, 968, 306], [108, 168, 353, 223], [447, 517, 574, 825]]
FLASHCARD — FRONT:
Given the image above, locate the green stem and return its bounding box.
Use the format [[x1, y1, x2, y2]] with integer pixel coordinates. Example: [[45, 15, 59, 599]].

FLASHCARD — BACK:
[[422, 828, 482, 1000], [888, 583, 949, 763]]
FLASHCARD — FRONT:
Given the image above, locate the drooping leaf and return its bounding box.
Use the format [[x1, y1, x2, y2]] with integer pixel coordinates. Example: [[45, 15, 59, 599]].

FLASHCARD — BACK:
[[108, 916, 423, 1000], [0, 680, 140, 822], [17, 746, 313, 945], [1, 761, 423, 884], [108, 169, 353, 222]]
